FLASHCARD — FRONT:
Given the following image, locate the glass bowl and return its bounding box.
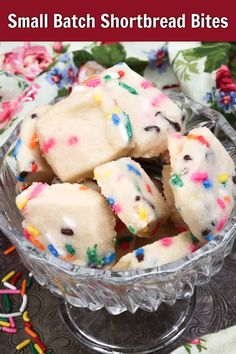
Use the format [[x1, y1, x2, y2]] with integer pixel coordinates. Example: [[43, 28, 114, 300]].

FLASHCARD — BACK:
[[0, 93, 236, 354]]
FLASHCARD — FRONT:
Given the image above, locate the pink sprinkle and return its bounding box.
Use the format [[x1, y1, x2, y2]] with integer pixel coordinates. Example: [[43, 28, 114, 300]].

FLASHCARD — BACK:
[[30, 183, 47, 200], [191, 172, 208, 183], [161, 237, 173, 247], [112, 204, 122, 214], [141, 80, 153, 89], [68, 136, 79, 146], [217, 198, 226, 209], [146, 184, 152, 193], [2, 327, 17, 333], [151, 93, 167, 107], [189, 244, 198, 253], [216, 217, 227, 232], [42, 138, 55, 154], [9, 317, 15, 328], [23, 228, 31, 240], [0, 290, 21, 294], [171, 133, 182, 139], [85, 77, 101, 87]]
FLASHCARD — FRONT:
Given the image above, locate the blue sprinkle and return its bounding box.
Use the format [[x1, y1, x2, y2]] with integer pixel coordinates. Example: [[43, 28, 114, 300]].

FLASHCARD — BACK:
[[127, 164, 141, 177], [135, 248, 144, 257], [202, 179, 213, 189], [103, 252, 116, 265], [112, 113, 120, 126], [13, 138, 22, 160], [204, 234, 214, 241], [16, 175, 24, 182], [48, 244, 59, 257], [106, 197, 115, 206]]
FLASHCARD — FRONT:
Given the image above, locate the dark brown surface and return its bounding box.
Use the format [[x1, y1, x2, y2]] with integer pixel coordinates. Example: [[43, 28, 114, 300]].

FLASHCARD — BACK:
[[1, 231, 236, 354]]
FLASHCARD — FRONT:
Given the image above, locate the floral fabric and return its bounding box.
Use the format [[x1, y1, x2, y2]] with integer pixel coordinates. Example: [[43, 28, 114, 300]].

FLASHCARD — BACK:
[[0, 41, 235, 149], [171, 325, 236, 354]]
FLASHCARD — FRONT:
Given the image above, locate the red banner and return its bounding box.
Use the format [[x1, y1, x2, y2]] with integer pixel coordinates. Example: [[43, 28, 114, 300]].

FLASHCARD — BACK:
[[0, 0, 235, 41]]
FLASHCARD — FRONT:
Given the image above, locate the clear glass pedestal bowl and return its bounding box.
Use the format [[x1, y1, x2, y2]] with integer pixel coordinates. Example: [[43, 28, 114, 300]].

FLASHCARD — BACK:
[[0, 93, 236, 354]]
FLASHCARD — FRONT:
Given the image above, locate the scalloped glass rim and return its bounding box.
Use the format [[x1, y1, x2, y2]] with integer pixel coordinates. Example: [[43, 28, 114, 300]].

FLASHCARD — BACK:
[[1, 92, 236, 283]]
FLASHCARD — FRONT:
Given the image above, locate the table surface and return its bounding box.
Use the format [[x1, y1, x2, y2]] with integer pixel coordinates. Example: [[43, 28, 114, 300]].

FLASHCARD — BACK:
[[1, 231, 236, 354]]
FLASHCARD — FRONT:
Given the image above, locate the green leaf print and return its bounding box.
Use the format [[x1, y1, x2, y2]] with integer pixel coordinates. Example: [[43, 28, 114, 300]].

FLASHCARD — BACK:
[[92, 43, 126, 67], [182, 43, 231, 73]]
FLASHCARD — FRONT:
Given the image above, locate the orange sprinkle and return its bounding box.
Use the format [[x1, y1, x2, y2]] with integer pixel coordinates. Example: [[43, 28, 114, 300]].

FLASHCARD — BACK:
[[21, 279, 27, 295], [28, 133, 39, 149], [29, 236, 45, 251], [63, 254, 77, 262], [79, 185, 89, 191], [25, 326, 38, 339], [224, 195, 231, 203], [3, 245, 16, 255]]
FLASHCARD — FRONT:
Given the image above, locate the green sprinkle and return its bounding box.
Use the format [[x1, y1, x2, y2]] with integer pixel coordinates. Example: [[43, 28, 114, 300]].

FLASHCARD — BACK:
[[0, 317, 8, 321], [3, 294, 11, 313], [119, 82, 138, 95], [128, 225, 136, 234], [104, 75, 112, 82], [27, 276, 33, 289], [124, 112, 133, 142], [87, 244, 102, 266], [171, 173, 183, 187], [191, 233, 200, 244], [65, 244, 76, 256], [29, 342, 37, 354], [116, 235, 134, 245], [136, 185, 141, 193]]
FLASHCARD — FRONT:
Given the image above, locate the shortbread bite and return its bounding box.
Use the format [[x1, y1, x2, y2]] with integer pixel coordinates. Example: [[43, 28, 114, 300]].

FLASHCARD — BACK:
[[36, 87, 134, 182], [14, 105, 54, 183], [113, 231, 197, 271], [168, 128, 235, 242], [16, 183, 116, 267], [76, 63, 184, 158], [94, 157, 168, 238]]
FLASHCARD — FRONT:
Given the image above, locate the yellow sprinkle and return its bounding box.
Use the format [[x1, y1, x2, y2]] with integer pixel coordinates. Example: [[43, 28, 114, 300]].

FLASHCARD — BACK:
[[103, 170, 112, 177], [16, 197, 28, 210], [0, 320, 10, 327], [16, 339, 31, 351], [93, 95, 101, 103], [23, 311, 30, 322], [114, 106, 121, 114], [27, 225, 40, 237], [34, 343, 44, 354], [138, 208, 148, 221], [219, 173, 229, 183], [2, 271, 15, 283]]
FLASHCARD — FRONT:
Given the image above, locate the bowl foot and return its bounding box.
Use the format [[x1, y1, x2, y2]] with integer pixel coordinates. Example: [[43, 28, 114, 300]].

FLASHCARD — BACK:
[[59, 293, 196, 354]]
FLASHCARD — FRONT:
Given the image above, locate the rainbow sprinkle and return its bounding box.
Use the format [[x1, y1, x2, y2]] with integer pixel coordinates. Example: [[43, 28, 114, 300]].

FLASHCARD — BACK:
[[127, 164, 141, 177], [103, 252, 116, 265], [171, 173, 183, 187], [65, 244, 75, 256], [123, 112, 133, 143], [119, 82, 138, 95], [87, 244, 102, 267], [13, 138, 22, 159], [48, 244, 58, 257], [135, 248, 144, 262]]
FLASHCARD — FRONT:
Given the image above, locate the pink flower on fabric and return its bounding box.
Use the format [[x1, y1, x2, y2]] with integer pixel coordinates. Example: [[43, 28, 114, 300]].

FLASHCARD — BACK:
[[216, 65, 236, 92], [2, 43, 54, 81], [0, 83, 40, 129]]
